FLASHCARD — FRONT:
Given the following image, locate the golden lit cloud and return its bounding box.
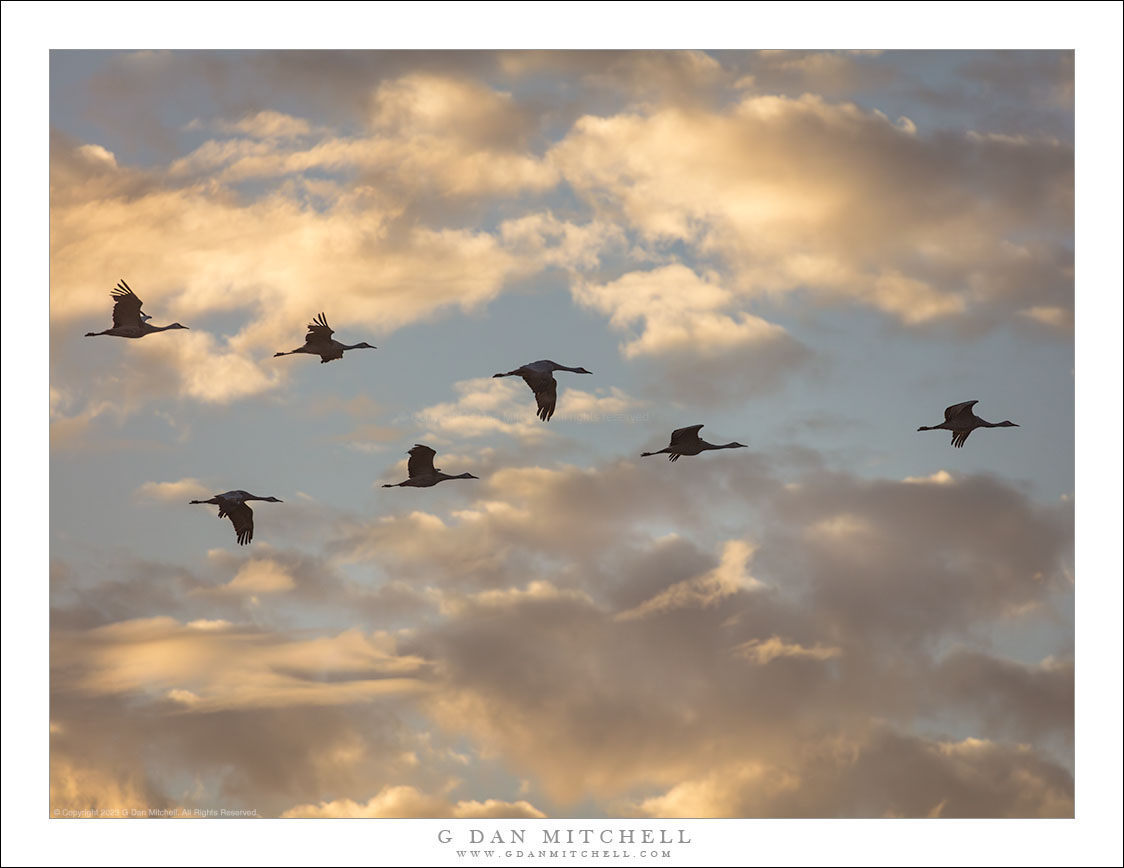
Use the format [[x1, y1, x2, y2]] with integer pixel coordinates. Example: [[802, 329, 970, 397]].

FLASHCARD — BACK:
[[616, 539, 762, 621], [135, 478, 212, 502], [574, 265, 790, 359], [1019, 304, 1073, 332], [282, 785, 546, 819], [733, 636, 842, 665], [212, 109, 319, 140], [50, 757, 157, 817], [552, 93, 1072, 329], [54, 618, 430, 712], [411, 377, 644, 443], [625, 731, 1072, 818], [903, 470, 955, 485], [573, 265, 810, 402], [211, 558, 297, 596]]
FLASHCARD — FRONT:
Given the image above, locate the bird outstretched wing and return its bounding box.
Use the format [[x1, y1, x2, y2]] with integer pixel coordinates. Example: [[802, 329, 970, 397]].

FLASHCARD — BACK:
[[521, 370, 557, 421], [110, 280, 144, 329], [669, 424, 705, 447], [944, 400, 978, 422], [306, 312, 335, 344], [407, 444, 437, 478], [951, 429, 972, 449], [222, 502, 254, 545]]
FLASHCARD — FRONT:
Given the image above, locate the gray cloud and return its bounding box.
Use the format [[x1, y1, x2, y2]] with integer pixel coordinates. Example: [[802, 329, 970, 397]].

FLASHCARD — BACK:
[[627, 727, 1072, 818], [334, 460, 1073, 810], [50, 454, 1074, 816], [930, 648, 1074, 745]]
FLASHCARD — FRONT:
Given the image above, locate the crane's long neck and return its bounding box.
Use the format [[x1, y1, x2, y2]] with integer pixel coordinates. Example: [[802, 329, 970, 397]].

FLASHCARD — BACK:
[[149, 323, 185, 333]]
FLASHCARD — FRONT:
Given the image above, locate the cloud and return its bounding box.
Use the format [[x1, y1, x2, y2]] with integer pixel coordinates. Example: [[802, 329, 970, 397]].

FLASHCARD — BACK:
[[51, 137, 524, 333], [51, 64, 1073, 438], [434, 580, 594, 619], [955, 51, 1075, 113], [327, 459, 1072, 808], [53, 617, 430, 712], [573, 265, 811, 403], [575, 50, 727, 105], [370, 74, 534, 152], [51, 457, 1073, 816], [169, 74, 557, 196], [409, 377, 645, 444], [739, 50, 897, 96], [903, 469, 955, 485], [282, 785, 545, 818], [76, 143, 117, 167], [136, 478, 213, 502], [1019, 304, 1073, 333], [733, 636, 842, 665], [574, 265, 786, 358], [333, 458, 777, 592], [551, 93, 1073, 332], [50, 756, 165, 817], [49, 690, 464, 817], [49, 133, 534, 427], [616, 539, 762, 620], [410, 377, 553, 443], [499, 211, 625, 271], [375, 460, 1061, 805], [210, 110, 320, 140], [626, 730, 1072, 818], [931, 649, 1073, 744], [209, 558, 297, 596]]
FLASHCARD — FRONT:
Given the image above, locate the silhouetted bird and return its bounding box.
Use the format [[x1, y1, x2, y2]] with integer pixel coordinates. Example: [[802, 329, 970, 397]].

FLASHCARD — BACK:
[[85, 280, 189, 338], [492, 360, 592, 421], [382, 445, 478, 488], [189, 490, 283, 545], [641, 424, 747, 462], [274, 313, 376, 364], [917, 400, 1019, 448]]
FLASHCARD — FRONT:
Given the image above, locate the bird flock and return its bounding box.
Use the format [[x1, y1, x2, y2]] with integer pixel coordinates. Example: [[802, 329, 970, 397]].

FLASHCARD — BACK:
[[85, 280, 1021, 545]]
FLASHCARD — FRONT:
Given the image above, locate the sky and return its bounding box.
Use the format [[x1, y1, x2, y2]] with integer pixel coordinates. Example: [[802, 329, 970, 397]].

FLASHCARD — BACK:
[[42, 47, 1081, 823]]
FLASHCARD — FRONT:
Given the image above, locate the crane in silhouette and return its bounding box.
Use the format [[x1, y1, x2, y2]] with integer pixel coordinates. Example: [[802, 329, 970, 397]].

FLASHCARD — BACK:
[[641, 424, 747, 462], [917, 400, 1019, 448], [382, 445, 478, 488], [189, 490, 283, 545], [274, 313, 376, 364], [84, 280, 189, 338], [492, 360, 592, 421]]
